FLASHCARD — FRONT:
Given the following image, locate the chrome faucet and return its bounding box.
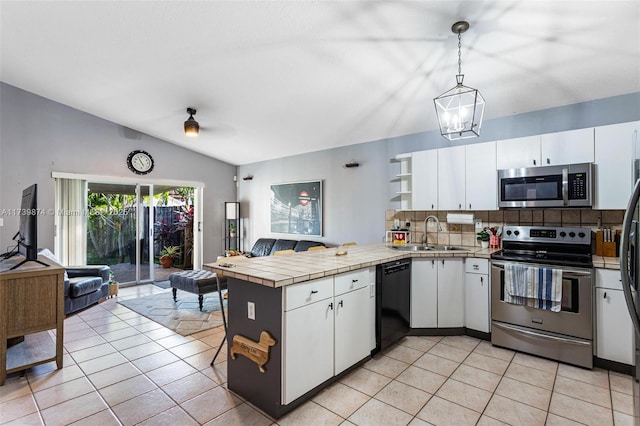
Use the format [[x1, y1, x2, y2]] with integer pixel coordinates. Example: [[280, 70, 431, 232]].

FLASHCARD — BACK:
[[423, 215, 442, 244]]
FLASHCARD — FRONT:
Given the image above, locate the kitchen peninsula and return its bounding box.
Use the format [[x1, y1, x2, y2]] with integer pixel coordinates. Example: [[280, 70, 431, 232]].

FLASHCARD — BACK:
[[203, 243, 481, 418]]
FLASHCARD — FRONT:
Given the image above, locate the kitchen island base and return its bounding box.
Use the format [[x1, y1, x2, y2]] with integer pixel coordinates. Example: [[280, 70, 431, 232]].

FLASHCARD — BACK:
[[223, 274, 376, 419]]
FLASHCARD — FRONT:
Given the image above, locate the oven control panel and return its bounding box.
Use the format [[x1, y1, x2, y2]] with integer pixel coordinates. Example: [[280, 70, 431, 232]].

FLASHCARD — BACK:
[[502, 226, 591, 245]]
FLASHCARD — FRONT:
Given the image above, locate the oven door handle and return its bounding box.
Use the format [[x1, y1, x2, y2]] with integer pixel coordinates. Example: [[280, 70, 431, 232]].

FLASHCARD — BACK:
[[491, 261, 592, 277], [492, 321, 591, 347], [621, 179, 640, 335]]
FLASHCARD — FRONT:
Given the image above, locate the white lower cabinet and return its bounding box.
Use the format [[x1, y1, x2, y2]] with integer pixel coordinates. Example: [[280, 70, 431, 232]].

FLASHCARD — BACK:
[[283, 268, 375, 404], [437, 258, 465, 327], [335, 286, 371, 374], [411, 259, 438, 327], [411, 258, 464, 328], [595, 268, 634, 365], [464, 259, 490, 333], [283, 292, 334, 404]]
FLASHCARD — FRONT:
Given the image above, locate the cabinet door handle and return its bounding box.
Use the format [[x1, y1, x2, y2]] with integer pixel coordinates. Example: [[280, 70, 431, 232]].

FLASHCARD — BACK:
[[469, 203, 472, 209], [352, 279, 358, 283], [533, 159, 536, 166], [431, 204, 434, 210], [328, 302, 333, 310], [480, 277, 483, 284], [339, 300, 343, 307], [546, 158, 551, 164], [458, 203, 462, 209], [441, 259, 445, 266], [311, 290, 318, 294], [603, 292, 607, 299]]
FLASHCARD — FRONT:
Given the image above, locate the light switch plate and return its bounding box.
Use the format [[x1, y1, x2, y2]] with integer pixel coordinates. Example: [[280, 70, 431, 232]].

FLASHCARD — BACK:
[[0, 218, 3, 226], [247, 302, 255, 320], [475, 219, 483, 230]]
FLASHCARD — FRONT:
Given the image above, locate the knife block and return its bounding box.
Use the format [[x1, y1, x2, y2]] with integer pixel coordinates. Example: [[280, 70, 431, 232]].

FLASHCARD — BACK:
[[596, 230, 617, 257]]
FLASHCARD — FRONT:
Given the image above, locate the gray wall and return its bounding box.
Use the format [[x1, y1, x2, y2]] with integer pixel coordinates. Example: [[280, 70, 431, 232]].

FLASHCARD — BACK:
[[2, 82, 638, 254], [0, 83, 237, 263], [238, 92, 640, 247]]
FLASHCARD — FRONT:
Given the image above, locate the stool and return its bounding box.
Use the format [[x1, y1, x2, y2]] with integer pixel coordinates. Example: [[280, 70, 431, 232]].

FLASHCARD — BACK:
[[169, 270, 219, 311]]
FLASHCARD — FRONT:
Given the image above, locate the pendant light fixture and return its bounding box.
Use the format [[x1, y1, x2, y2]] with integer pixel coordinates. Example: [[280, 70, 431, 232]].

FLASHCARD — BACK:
[[184, 107, 199, 137], [434, 21, 485, 141]]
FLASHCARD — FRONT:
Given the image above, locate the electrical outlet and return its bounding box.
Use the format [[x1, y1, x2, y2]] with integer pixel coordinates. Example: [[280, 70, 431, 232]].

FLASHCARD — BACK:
[[475, 219, 483, 230], [0, 218, 3, 226], [247, 301, 255, 320]]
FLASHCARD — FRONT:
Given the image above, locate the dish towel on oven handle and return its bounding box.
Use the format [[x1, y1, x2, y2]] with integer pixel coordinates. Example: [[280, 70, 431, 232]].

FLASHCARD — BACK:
[[504, 264, 563, 312]]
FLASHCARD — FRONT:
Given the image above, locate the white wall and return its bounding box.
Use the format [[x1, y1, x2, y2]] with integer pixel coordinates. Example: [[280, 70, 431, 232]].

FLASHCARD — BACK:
[[0, 83, 237, 263]]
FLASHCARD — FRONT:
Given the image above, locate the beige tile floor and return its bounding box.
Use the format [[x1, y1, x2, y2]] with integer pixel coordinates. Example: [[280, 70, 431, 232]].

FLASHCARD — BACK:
[[1, 284, 639, 425]]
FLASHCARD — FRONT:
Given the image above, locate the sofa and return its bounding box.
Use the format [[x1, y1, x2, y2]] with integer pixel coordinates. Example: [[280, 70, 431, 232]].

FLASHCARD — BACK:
[[247, 238, 326, 257], [65, 266, 112, 315]]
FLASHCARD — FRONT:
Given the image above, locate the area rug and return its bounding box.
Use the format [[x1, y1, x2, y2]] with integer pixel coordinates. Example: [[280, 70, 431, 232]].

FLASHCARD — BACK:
[[118, 291, 227, 336], [153, 280, 171, 289]]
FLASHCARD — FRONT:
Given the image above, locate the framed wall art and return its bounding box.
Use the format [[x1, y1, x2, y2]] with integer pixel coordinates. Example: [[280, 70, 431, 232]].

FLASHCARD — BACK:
[[270, 180, 322, 236]]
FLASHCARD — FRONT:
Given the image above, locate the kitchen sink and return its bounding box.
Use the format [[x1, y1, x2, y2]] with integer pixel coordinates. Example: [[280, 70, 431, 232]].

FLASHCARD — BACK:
[[392, 244, 466, 252], [392, 244, 428, 251], [428, 245, 466, 251]]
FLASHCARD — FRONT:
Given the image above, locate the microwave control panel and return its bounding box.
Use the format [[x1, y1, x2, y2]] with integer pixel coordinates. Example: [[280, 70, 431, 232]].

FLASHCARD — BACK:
[[568, 173, 587, 199]]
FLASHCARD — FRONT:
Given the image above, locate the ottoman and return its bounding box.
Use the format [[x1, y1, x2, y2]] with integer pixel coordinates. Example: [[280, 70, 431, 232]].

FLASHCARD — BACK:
[[169, 270, 222, 311]]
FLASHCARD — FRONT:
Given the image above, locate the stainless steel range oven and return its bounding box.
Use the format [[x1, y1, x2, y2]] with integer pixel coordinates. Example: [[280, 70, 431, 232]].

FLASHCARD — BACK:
[[491, 226, 593, 368]]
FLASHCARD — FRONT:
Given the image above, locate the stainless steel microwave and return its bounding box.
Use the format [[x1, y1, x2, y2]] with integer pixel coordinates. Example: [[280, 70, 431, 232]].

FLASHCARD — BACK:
[[498, 163, 593, 208]]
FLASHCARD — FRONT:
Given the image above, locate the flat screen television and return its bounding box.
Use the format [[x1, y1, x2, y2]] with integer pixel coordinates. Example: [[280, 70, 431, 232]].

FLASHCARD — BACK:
[[7, 184, 48, 270]]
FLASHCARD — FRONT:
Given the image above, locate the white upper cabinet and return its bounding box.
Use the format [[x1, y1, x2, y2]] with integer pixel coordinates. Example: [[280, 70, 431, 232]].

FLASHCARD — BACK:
[[496, 135, 541, 169], [593, 121, 639, 209], [497, 128, 594, 170], [411, 142, 497, 211], [465, 141, 497, 210], [438, 145, 466, 210], [540, 128, 594, 166], [411, 150, 438, 210]]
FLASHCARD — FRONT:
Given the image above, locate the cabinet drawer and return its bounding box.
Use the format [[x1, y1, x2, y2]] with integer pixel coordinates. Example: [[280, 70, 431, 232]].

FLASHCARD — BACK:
[[284, 277, 333, 311], [595, 268, 622, 291], [334, 269, 369, 295], [465, 258, 489, 274]]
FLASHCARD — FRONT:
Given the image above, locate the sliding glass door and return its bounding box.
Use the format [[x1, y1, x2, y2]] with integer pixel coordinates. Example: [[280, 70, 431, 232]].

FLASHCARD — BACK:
[[54, 173, 201, 286], [86, 183, 154, 285]]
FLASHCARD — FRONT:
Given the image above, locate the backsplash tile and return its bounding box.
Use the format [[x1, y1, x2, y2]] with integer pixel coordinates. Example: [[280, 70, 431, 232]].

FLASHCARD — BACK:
[[386, 208, 624, 248]]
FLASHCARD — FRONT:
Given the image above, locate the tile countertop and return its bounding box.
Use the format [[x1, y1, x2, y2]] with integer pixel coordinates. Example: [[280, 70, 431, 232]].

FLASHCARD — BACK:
[[203, 243, 501, 288], [593, 256, 621, 270]]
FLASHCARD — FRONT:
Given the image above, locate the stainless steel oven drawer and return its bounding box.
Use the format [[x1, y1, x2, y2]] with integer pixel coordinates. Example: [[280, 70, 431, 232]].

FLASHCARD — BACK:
[[492, 320, 593, 369]]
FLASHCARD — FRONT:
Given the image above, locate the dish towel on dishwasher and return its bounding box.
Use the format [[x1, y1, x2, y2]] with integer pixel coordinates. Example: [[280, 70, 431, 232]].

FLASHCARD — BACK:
[[505, 264, 563, 312]]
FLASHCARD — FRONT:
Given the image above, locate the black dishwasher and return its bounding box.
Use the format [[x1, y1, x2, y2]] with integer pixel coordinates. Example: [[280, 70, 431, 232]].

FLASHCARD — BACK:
[[376, 259, 411, 352]]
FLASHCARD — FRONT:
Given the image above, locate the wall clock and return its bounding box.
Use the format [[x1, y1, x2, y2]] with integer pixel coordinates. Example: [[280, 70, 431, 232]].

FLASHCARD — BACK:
[[127, 150, 154, 175]]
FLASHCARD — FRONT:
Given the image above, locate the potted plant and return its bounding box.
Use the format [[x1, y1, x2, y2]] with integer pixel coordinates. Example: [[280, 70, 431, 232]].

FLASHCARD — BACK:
[[476, 229, 490, 249], [229, 222, 237, 238], [159, 245, 181, 268], [108, 270, 118, 298]]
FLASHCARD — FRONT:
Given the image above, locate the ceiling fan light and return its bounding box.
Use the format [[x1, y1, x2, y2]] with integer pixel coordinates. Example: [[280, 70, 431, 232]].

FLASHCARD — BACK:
[[184, 107, 199, 137]]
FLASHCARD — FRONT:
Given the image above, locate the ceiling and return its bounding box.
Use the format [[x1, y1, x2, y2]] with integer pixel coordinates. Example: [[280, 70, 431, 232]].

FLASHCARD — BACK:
[[1, 1, 639, 166]]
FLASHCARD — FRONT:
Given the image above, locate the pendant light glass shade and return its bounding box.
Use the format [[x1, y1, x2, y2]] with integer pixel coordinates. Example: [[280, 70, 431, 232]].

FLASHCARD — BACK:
[[184, 108, 199, 137], [434, 21, 485, 141]]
